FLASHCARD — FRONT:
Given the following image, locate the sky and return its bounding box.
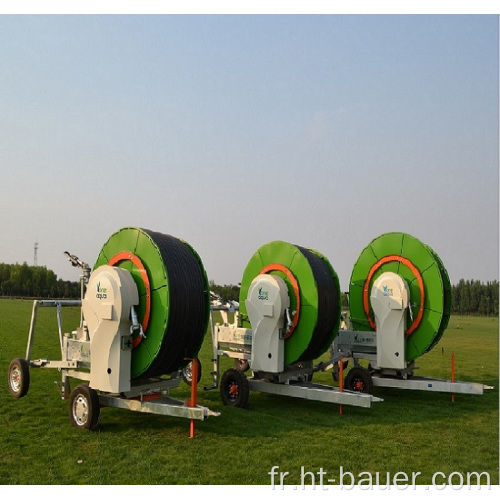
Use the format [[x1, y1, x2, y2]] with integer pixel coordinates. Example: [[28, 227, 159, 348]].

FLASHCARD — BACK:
[[0, 13, 498, 292]]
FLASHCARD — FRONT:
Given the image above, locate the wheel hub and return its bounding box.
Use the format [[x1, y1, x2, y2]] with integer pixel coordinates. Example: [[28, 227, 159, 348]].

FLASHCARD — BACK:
[[229, 383, 239, 397], [73, 395, 89, 426], [354, 379, 364, 391], [10, 366, 21, 392]]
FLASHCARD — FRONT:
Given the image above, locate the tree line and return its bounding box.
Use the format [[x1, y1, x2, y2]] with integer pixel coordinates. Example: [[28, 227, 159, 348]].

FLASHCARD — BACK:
[[209, 280, 240, 302], [0, 262, 80, 298], [451, 279, 499, 316], [1, 263, 498, 316]]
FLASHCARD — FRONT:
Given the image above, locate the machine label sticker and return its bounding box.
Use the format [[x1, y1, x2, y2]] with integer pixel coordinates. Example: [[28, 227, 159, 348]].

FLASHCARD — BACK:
[[96, 282, 108, 300], [258, 287, 269, 301], [353, 334, 375, 344]]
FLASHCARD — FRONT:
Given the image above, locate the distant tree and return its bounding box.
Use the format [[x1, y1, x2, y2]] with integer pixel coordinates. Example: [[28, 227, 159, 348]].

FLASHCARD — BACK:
[[459, 279, 471, 315], [490, 281, 499, 316], [342, 292, 349, 309], [209, 280, 240, 302]]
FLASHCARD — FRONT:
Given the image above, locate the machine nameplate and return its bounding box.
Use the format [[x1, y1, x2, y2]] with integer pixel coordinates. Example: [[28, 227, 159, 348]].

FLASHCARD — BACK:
[[353, 333, 376, 345], [216, 326, 252, 346], [67, 338, 91, 363]]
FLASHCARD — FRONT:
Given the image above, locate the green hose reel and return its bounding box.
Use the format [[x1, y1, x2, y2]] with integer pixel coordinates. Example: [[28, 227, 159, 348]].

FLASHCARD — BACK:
[[239, 240, 342, 366], [94, 227, 210, 380], [349, 232, 451, 361]]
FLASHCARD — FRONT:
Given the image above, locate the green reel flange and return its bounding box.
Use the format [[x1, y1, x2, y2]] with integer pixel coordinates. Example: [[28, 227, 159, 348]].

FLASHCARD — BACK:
[[239, 241, 342, 365], [349, 232, 451, 361], [94, 227, 210, 379]]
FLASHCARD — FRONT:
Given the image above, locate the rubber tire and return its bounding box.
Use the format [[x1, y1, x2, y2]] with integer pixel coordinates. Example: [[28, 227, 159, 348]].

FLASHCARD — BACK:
[[344, 366, 373, 394], [182, 358, 202, 386], [8, 358, 30, 399], [69, 385, 100, 431], [220, 368, 250, 408]]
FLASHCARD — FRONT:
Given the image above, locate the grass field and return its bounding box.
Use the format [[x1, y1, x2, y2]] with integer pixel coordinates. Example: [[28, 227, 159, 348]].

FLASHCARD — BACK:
[[0, 298, 498, 485]]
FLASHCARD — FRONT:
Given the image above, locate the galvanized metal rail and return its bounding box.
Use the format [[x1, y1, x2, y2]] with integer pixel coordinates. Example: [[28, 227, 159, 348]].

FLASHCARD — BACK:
[[99, 394, 220, 420], [371, 375, 493, 394], [247, 379, 382, 408]]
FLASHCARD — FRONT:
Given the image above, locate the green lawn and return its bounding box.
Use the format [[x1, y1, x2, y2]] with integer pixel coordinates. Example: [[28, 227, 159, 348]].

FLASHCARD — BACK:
[[0, 298, 498, 485]]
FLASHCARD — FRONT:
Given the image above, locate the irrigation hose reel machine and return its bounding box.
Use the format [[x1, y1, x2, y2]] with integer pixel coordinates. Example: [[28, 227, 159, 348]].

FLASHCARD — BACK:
[[211, 241, 383, 410], [332, 232, 493, 395], [7, 227, 220, 432]]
